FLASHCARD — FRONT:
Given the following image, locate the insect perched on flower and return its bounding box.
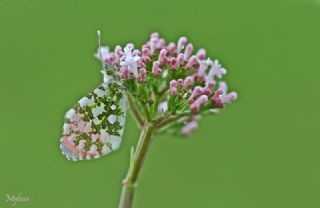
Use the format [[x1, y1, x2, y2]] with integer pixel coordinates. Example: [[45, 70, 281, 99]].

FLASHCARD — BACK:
[[60, 31, 238, 161], [60, 31, 128, 161]]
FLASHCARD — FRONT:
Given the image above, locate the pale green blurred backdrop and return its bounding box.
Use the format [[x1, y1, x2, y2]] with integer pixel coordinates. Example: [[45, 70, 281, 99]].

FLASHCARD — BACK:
[[0, 0, 319, 207]]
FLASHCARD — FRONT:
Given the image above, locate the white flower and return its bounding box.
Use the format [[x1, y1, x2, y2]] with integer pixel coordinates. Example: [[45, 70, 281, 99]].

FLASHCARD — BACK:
[[219, 81, 238, 104], [208, 60, 227, 79], [158, 101, 168, 113], [198, 58, 213, 78], [120, 45, 141, 77], [94, 46, 110, 61]]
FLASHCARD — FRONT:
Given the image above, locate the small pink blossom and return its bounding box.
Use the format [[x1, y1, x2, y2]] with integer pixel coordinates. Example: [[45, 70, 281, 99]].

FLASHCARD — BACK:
[[177, 37, 187, 53], [188, 86, 204, 104], [152, 61, 162, 76], [183, 76, 194, 89], [158, 49, 168, 65], [167, 42, 177, 55], [182, 120, 199, 136], [196, 49, 206, 60], [176, 53, 184, 65], [190, 95, 208, 112], [185, 55, 198, 70], [184, 43, 193, 60]]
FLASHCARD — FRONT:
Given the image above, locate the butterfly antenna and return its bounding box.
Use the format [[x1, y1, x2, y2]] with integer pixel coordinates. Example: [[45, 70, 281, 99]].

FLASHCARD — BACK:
[[97, 30, 105, 69]]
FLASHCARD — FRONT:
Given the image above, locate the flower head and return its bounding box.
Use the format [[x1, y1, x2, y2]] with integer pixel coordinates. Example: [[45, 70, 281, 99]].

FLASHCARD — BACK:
[[95, 32, 237, 136]]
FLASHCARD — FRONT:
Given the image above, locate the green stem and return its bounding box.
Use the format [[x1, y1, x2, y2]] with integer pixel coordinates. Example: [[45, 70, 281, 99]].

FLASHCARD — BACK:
[[118, 123, 154, 208], [128, 95, 145, 128]]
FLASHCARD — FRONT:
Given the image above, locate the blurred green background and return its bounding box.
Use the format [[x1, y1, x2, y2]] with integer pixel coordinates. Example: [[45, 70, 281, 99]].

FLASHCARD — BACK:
[[0, 0, 319, 207]]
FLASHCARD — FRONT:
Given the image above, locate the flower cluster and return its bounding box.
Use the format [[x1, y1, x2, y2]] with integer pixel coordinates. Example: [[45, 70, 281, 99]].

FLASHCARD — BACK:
[[95, 32, 237, 136]]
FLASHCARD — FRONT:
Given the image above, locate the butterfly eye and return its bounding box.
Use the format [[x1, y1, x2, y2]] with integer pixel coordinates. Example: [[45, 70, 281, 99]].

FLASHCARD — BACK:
[[60, 82, 127, 161]]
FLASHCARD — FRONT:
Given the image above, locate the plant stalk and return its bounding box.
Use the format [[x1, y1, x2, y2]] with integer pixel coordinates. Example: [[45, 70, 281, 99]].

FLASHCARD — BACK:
[[118, 123, 154, 208]]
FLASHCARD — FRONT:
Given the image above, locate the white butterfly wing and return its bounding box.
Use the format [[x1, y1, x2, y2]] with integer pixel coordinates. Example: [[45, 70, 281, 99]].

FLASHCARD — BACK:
[[60, 82, 127, 161]]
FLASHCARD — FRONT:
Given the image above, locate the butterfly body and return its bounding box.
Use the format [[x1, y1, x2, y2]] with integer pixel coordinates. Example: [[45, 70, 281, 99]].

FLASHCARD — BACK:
[[60, 76, 127, 161]]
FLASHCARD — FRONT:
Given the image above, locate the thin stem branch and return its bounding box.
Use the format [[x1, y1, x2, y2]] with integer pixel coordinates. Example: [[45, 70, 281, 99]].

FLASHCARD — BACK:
[[141, 102, 151, 122], [118, 123, 155, 208], [128, 95, 144, 128], [153, 112, 196, 129]]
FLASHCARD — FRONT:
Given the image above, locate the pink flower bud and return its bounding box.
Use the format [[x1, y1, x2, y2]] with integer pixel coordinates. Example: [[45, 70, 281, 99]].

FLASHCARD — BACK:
[[177, 79, 184, 87], [115, 45, 122, 61], [214, 89, 224, 97], [133, 50, 141, 56], [169, 87, 178, 96], [185, 55, 198, 70], [142, 47, 150, 55], [167, 42, 177, 54], [152, 61, 162, 76], [223, 92, 238, 104], [190, 95, 208, 112], [210, 89, 224, 107], [151, 32, 159, 39], [192, 115, 201, 121], [136, 75, 143, 82], [159, 48, 167, 58], [203, 82, 215, 96], [126, 43, 134, 50], [188, 86, 204, 104], [203, 88, 211, 96], [105, 54, 115, 63], [198, 94, 208, 103], [176, 53, 184, 65], [170, 57, 178, 71], [209, 109, 220, 115], [184, 43, 193, 60], [207, 81, 215, 89], [182, 120, 199, 136], [120, 66, 130, 80], [177, 37, 187, 53], [142, 56, 151, 63], [150, 37, 158, 44], [138, 61, 146, 68], [183, 76, 194, 89], [140, 68, 146, 76], [158, 49, 168, 65], [156, 38, 165, 49], [196, 49, 206, 60], [170, 80, 177, 88]]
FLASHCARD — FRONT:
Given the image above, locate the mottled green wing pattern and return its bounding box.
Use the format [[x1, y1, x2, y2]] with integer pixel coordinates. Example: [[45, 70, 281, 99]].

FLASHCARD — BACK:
[[60, 82, 127, 161]]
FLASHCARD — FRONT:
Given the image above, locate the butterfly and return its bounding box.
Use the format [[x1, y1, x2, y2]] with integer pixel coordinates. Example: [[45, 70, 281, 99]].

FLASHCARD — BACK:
[[60, 31, 128, 161]]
